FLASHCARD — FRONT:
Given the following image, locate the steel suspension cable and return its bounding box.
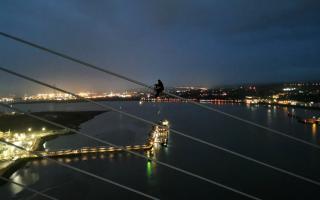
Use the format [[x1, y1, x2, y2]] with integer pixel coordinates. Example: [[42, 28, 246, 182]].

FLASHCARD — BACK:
[[0, 67, 320, 189]]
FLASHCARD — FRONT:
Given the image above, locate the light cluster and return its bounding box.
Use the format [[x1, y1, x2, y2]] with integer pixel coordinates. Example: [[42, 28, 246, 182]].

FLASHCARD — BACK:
[[0, 128, 51, 161]]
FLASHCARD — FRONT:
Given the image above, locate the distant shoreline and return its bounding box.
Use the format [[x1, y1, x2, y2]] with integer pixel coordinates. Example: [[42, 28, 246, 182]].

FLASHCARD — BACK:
[[10, 98, 320, 111], [12, 98, 141, 105], [257, 102, 320, 111]]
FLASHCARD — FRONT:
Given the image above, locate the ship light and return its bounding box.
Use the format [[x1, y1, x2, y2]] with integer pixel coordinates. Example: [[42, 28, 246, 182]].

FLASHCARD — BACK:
[[162, 120, 169, 126]]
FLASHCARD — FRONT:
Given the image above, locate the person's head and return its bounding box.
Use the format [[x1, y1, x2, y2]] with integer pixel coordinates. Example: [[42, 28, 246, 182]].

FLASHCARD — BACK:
[[158, 79, 161, 83]]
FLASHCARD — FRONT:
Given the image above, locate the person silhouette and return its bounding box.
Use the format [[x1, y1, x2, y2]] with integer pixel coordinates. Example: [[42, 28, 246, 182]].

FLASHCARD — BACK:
[[154, 79, 164, 98]]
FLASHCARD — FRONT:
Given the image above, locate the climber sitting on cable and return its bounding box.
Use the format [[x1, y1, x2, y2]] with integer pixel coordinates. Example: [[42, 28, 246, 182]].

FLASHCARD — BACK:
[[154, 79, 164, 98]]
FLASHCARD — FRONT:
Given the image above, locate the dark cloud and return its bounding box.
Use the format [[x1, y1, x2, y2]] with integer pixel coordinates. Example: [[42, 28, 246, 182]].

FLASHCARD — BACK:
[[0, 0, 319, 95]]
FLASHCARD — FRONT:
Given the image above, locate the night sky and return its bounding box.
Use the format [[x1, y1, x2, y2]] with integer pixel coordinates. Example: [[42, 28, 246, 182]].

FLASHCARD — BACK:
[[0, 0, 320, 95]]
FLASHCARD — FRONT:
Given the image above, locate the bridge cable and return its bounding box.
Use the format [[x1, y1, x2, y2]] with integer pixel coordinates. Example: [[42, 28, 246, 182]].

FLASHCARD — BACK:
[[0, 176, 59, 200], [0, 67, 320, 189], [0, 102, 261, 200], [0, 32, 318, 150]]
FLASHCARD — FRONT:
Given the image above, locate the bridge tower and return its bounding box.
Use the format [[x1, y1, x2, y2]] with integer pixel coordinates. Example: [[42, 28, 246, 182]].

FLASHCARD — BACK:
[[150, 120, 169, 147]]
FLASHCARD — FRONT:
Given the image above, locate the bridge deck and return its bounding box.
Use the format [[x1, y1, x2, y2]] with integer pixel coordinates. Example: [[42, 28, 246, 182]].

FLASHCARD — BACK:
[[37, 142, 154, 157]]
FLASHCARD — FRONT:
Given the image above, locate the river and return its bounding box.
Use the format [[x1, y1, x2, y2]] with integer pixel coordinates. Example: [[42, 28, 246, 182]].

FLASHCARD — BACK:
[[0, 101, 319, 199]]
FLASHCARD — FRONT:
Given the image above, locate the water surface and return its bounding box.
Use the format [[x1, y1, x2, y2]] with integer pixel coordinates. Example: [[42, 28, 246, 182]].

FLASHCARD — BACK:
[[0, 102, 319, 200]]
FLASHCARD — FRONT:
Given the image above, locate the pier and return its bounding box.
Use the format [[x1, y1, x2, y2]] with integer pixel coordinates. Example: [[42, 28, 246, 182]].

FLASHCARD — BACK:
[[0, 120, 170, 161]]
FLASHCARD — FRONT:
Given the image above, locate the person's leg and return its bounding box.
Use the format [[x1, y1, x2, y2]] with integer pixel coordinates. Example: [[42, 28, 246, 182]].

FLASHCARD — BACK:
[[155, 90, 160, 98]]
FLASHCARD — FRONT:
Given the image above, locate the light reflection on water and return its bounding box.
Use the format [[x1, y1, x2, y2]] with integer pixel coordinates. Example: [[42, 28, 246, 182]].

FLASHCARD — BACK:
[[267, 109, 272, 125], [9, 169, 39, 196], [312, 124, 317, 137], [146, 161, 152, 178]]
